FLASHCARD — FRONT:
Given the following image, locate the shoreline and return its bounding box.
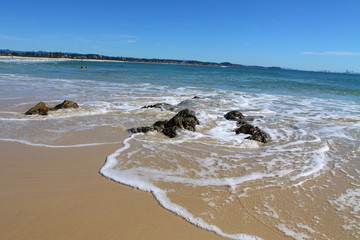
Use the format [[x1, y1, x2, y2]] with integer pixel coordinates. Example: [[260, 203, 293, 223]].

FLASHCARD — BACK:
[[0, 55, 125, 63], [1, 60, 358, 239], [0, 141, 225, 240], [0, 55, 281, 69]]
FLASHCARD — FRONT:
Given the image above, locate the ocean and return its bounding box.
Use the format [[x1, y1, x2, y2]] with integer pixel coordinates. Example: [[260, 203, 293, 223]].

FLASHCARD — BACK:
[[0, 59, 359, 239]]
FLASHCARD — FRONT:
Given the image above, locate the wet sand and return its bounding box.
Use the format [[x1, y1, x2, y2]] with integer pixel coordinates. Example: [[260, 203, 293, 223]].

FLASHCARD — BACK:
[[0, 141, 225, 240]]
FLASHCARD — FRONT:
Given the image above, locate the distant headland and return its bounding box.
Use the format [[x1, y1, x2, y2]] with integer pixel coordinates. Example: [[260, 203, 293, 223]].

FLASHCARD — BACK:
[[0, 49, 281, 70]]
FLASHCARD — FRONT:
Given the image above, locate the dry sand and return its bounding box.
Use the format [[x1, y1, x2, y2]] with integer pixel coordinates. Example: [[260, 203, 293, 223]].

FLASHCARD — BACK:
[[0, 141, 225, 240]]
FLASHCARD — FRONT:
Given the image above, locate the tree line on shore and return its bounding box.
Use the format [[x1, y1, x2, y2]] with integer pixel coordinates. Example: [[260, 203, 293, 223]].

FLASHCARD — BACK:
[[0, 49, 281, 69]]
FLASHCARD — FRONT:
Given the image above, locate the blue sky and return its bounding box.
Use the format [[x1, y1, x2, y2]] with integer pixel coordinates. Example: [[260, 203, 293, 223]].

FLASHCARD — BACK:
[[1, 0, 359, 72]]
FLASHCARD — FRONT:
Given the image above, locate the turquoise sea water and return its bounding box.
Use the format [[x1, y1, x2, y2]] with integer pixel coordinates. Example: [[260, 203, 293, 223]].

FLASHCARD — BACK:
[[1, 60, 359, 102], [0, 60, 359, 239]]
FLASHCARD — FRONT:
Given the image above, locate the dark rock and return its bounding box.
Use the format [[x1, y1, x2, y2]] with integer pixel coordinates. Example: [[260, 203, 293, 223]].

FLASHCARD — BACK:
[[162, 126, 178, 138], [182, 116, 199, 131], [193, 96, 200, 99], [235, 123, 269, 143], [128, 108, 200, 138], [53, 100, 79, 110], [128, 126, 154, 134], [236, 117, 255, 126], [141, 103, 175, 111], [224, 110, 244, 120], [153, 120, 168, 132], [128, 128, 138, 134], [25, 100, 79, 115], [235, 123, 254, 135], [25, 102, 49, 115], [165, 109, 199, 132], [236, 119, 248, 125]]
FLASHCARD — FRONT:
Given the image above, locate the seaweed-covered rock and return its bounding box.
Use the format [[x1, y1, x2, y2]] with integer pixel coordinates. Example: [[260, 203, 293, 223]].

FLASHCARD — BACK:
[[235, 123, 269, 143], [25, 102, 49, 115], [224, 110, 244, 120], [141, 103, 175, 111], [53, 100, 79, 110]]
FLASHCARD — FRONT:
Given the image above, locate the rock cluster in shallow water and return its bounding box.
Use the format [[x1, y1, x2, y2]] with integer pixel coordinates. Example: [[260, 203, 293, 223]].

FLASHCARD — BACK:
[[235, 122, 269, 143], [129, 105, 269, 143], [25, 100, 79, 115], [128, 108, 200, 138], [224, 110, 269, 143], [25, 98, 269, 143]]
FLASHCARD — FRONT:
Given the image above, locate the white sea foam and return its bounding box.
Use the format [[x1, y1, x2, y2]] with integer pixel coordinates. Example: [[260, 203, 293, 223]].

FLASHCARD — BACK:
[[0, 138, 117, 148], [329, 188, 360, 214], [277, 224, 310, 240], [96, 88, 354, 239], [100, 135, 263, 240], [1, 67, 359, 239]]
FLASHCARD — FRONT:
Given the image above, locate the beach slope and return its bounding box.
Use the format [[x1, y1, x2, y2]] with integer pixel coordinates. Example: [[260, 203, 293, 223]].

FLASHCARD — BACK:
[[0, 141, 224, 240]]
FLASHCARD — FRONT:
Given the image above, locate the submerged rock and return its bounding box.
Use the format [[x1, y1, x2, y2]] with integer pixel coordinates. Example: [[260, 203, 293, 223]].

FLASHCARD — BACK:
[[235, 123, 269, 143], [25, 102, 49, 115], [236, 117, 255, 125], [141, 102, 175, 111], [128, 126, 154, 134]]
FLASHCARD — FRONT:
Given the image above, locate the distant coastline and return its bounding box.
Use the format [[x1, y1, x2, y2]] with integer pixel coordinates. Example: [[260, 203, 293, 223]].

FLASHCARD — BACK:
[[0, 49, 281, 70]]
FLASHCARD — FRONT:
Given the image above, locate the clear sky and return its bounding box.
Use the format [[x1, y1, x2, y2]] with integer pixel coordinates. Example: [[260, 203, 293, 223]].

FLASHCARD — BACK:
[[1, 0, 359, 72]]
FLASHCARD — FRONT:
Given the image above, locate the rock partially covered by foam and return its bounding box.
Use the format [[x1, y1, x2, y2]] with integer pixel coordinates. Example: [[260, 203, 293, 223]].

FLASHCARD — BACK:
[[165, 109, 199, 131], [235, 123, 270, 143], [128, 109, 200, 138], [53, 100, 79, 110], [162, 109, 200, 137], [162, 126, 178, 138], [141, 102, 175, 111], [224, 110, 244, 120], [25, 100, 79, 115], [224, 110, 269, 143], [128, 126, 154, 134], [153, 120, 168, 132], [25, 102, 49, 115]]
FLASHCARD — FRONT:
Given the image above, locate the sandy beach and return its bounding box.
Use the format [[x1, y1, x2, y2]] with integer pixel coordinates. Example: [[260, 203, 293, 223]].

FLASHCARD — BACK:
[[0, 55, 125, 63], [1, 59, 358, 240], [0, 56, 71, 61], [0, 141, 225, 240]]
